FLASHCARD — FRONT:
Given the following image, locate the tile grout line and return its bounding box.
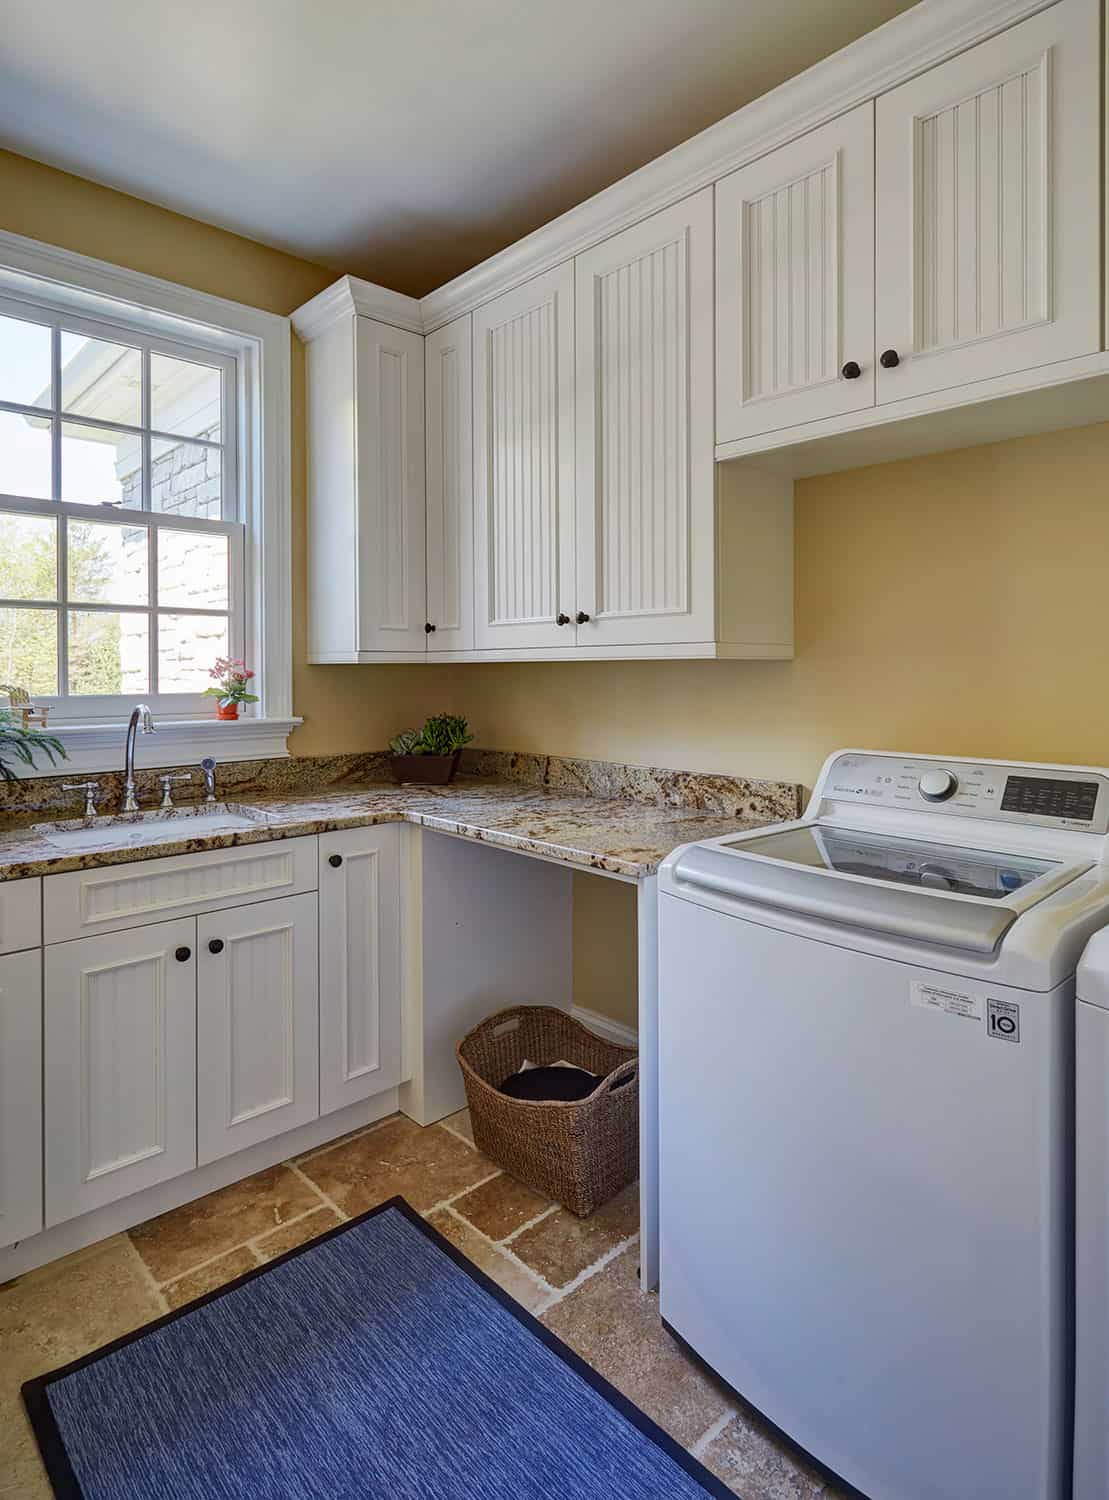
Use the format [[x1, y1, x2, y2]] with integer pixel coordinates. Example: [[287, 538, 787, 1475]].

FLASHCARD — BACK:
[[437, 1120, 476, 1151], [292, 1112, 400, 1165], [501, 1203, 559, 1244], [535, 1230, 641, 1317], [689, 1407, 737, 1461], [428, 1169, 503, 1212], [439, 1203, 559, 1300], [286, 1160, 351, 1224], [121, 1233, 171, 1315]]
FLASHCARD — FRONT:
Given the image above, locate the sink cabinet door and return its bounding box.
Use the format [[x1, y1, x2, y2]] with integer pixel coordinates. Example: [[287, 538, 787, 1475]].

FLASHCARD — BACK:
[[45, 919, 197, 1227], [0, 950, 42, 1247], [196, 893, 319, 1166], [318, 827, 405, 1116]]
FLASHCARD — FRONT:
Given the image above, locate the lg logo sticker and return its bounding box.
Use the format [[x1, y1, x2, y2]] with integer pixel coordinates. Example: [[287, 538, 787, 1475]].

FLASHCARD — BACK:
[[987, 998, 1021, 1044]]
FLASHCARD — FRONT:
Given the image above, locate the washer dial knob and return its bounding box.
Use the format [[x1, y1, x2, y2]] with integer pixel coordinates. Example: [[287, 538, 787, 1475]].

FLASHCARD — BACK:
[[918, 768, 958, 803]]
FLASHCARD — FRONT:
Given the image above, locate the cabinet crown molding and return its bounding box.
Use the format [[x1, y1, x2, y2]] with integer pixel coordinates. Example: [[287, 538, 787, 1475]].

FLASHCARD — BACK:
[[291, 274, 424, 341], [291, 0, 1058, 339]]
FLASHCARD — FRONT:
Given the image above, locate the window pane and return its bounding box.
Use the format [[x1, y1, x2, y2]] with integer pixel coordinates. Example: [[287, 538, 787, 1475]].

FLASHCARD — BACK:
[[68, 610, 148, 695], [0, 513, 57, 603], [67, 519, 149, 606], [157, 613, 228, 692], [151, 435, 221, 519], [61, 421, 142, 508], [60, 332, 141, 428], [157, 530, 228, 609], [0, 410, 52, 500], [0, 607, 58, 696], [0, 314, 52, 408], [151, 352, 221, 442]]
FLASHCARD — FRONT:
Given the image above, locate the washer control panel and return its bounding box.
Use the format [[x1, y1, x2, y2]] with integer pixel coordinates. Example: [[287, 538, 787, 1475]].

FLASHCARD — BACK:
[[822, 753, 1109, 833]]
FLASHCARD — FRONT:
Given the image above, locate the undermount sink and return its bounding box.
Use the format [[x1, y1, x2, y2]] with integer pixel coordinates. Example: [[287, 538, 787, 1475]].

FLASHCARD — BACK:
[[33, 803, 274, 853]]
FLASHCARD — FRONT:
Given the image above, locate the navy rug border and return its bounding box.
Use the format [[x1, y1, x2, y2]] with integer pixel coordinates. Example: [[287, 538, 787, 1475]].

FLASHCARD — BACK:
[[22, 1194, 736, 1500]]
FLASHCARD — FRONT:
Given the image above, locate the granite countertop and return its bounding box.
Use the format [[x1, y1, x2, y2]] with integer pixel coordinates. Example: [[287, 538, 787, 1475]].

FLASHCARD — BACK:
[[0, 773, 799, 884]]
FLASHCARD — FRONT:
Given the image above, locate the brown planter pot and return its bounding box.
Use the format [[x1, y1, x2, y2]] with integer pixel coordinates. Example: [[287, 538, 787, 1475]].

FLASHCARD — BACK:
[[389, 750, 459, 785], [216, 703, 239, 721]]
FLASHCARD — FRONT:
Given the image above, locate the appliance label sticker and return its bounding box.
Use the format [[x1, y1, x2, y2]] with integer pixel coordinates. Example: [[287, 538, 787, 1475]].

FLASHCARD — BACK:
[[910, 981, 984, 1021]]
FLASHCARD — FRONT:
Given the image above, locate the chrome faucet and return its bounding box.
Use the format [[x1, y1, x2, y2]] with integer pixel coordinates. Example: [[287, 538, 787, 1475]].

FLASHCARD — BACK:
[[201, 756, 217, 804], [122, 704, 154, 812]]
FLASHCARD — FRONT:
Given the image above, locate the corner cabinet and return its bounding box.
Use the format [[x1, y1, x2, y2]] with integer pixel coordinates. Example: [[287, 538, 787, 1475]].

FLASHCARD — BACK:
[[305, 310, 427, 662], [425, 315, 475, 654]]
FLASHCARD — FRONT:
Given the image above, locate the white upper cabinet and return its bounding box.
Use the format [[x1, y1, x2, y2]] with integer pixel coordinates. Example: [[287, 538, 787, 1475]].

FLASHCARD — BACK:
[[575, 189, 716, 647], [473, 263, 577, 652], [304, 311, 426, 662], [425, 315, 474, 653], [716, 103, 876, 443], [874, 0, 1100, 404]]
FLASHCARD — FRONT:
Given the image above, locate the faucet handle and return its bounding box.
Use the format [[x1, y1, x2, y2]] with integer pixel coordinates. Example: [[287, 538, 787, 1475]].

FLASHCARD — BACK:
[[158, 772, 192, 810], [200, 756, 217, 803], [63, 780, 100, 818]]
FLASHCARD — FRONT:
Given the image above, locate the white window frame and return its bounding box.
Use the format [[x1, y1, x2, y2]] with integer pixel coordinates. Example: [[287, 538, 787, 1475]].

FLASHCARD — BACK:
[[0, 228, 299, 775]]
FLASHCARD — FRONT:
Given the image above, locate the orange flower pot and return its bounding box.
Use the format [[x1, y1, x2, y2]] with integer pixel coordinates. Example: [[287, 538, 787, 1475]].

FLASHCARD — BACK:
[[216, 702, 239, 721]]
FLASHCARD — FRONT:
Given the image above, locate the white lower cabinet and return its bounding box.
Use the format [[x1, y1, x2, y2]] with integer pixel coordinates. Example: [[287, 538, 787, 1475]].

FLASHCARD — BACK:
[[196, 893, 320, 1166], [45, 919, 197, 1227], [0, 949, 42, 1247], [318, 827, 405, 1115]]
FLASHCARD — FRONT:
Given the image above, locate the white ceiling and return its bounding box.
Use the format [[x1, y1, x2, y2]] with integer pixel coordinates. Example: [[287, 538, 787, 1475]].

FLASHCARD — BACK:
[[0, 0, 916, 297]]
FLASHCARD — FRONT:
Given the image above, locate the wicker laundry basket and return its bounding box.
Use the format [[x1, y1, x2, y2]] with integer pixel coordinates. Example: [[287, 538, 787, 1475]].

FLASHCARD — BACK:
[[456, 1005, 638, 1218]]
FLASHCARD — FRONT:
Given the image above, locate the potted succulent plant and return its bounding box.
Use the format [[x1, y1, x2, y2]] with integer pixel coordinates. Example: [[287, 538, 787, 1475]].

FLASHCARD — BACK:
[[388, 713, 473, 785], [0, 710, 66, 782], [204, 656, 259, 721]]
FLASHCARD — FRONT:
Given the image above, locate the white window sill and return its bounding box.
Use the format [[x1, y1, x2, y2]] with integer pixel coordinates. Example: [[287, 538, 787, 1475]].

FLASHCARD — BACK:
[[15, 717, 303, 779]]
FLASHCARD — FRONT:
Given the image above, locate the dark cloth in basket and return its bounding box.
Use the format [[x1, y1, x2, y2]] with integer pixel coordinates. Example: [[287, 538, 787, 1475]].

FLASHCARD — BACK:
[[500, 1065, 603, 1102]]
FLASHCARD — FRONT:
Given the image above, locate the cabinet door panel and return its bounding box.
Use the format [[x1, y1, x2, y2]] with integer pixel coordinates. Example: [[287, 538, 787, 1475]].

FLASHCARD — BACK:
[[576, 188, 715, 645], [319, 827, 404, 1116], [875, 0, 1099, 403], [473, 264, 576, 650], [425, 315, 474, 652], [46, 919, 196, 1226], [197, 894, 319, 1166], [716, 103, 875, 442], [0, 950, 42, 1247], [354, 317, 427, 654]]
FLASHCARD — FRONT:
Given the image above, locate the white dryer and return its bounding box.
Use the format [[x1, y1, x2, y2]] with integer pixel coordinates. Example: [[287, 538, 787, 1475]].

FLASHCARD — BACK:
[[658, 750, 1109, 1500]]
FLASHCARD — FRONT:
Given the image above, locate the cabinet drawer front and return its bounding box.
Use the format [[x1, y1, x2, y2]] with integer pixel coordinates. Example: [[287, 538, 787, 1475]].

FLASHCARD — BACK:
[[0, 877, 42, 956], [44, 836, 318, 944]]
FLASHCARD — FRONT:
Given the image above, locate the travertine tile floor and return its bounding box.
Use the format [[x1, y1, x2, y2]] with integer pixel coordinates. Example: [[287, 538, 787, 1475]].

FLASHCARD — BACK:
[[0, 1111, 848, 1499]]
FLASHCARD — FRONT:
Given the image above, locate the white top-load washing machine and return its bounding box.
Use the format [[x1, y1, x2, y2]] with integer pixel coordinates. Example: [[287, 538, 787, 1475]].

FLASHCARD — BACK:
[[658, 750, 1109, 1500], [1075, 927, 1109, 1500]]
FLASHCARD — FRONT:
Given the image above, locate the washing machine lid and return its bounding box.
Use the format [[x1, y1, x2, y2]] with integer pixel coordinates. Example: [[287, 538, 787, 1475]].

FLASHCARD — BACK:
[[669, 824, 1088, 955]]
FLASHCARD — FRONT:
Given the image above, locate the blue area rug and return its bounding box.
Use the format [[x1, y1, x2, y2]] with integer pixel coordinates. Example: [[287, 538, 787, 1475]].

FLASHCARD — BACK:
[[24, 1196, 734, 1498]]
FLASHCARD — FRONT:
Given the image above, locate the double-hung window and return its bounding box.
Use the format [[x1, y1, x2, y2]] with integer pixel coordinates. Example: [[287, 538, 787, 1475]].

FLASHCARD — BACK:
[[0, 296, 242, 722]]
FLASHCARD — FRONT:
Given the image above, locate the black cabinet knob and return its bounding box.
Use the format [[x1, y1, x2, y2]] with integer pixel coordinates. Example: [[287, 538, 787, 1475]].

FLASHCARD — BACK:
[[424, 622, 436, 633], [208, 938, 224, 955], [556, 613, 570, 626], [175, 946, 191, 963], [841, 360, 862, 380], [575, 611, 590, 624], [328, 854, 343, 868], [879, 349, 900, 369]]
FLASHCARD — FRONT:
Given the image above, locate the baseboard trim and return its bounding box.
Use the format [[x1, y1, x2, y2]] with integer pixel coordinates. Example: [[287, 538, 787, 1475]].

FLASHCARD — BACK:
[[571, 1005, 638, 1049], [0, 1089, 400, 1280]]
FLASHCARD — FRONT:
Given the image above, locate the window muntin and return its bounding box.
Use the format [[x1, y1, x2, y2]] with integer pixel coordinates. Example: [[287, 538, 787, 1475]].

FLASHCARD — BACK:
[[0, 295, 241, 715]]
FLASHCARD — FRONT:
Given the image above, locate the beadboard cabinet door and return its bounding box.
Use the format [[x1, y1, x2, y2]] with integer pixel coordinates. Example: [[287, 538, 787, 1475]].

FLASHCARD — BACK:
[[425, 315, 474, 653], [354, 318, 428, 653], [197, 893, 319, 1166], [716, 103, 875, 443], [875, 0, 1100, 405], [473, 263, 577, 651], [0, 949, 42, 1247], [318, 827, 404, 1116], [575, 188, 716, 646], [45, 919, 197, 1226]]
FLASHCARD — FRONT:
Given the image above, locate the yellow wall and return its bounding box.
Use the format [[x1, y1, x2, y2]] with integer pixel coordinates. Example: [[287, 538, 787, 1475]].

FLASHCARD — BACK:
[[0, 148, 389, 755]]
